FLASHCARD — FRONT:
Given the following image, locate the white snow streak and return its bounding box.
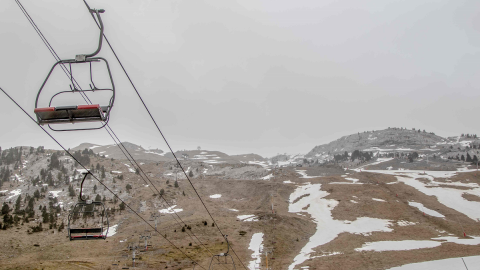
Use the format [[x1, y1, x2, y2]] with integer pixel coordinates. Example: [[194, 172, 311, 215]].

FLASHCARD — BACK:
[[288, 183, 392, 270], [248, 233, 264, 270]]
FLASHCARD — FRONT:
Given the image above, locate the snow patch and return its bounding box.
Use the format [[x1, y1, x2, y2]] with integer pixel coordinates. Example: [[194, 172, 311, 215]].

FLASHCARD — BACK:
[[237, 215, 258, 222], [7, 189, 21, 200], [356, 240, 441, 252], [248, 233, 264, 270], [408, 202, 445, 218], [104, 224, 118, 237], [397, 220, 417, 226], [159, 205, 183, 214], [261, 174, 273, 180], [49, 191, 62, 198], [387, 255, 480, 270], [288, 183, 392, 270], [295, 170, 318, 179], [210, 194, 221, 199]]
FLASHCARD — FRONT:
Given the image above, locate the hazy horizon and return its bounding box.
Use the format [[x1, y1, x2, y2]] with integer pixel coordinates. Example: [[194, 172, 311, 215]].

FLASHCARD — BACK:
[[1, 0, 479, 157]]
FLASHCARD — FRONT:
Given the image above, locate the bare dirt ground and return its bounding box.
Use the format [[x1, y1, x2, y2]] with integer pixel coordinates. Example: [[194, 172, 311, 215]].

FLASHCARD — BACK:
[[1, 159, 480, 270]]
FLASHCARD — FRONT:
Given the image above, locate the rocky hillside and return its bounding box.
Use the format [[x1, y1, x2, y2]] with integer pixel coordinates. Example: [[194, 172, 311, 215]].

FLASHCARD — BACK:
[[71, 142, 266, 165], [71, 142, 168, 162], [306, 128, 480, 160]]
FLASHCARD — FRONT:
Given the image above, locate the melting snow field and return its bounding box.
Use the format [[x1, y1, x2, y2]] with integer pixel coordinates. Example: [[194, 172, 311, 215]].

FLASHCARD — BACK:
[[6, 189, 21, 200], [104, 224, 118, 237], [261, 174, 273, 180], [295, 170, 319, 179], [209, 194, 222, 199], [49, 191, 62, 198], [408, 201, 445, 218], [284, 180, 295, 184], [159, 205, 183, 214], [248, 233, 264, 270], [288, 183, 392, 270], [237, 215, 258, 222], [362, 169, 480, 220], [387, 255, 480, 270], [355, 240, 441, 252], [330, 176, 362, 185]]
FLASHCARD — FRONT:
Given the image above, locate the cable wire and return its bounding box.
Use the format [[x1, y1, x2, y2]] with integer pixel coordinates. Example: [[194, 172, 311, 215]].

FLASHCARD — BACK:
[[81, 0, 249, 267], [81, 1, 249, 267], [14, 0, 222, 261], [0, 85, 208, 270]]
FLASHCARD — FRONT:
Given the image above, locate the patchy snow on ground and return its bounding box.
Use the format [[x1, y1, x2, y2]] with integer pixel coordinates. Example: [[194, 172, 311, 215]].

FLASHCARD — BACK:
[[388, 255, 480, 270], [75, 168, 89, 174], [372, 198, 386, 202], [237, 215, 258, 222], [344, 177, 360, 183], [295, 170, 319, 179], [284, 180, 295, 184], [350, 200, 359, 204], [124, 164, 130, 168], [432, 236, 480, 245], [128, 168, 135, 173], [0, 190, 8, 193], [397, 220, 416, 226], [145, 151, 166, 156], [248, 160, 269, 168], [159, 205, 183, 214], [111, 171, 122, 174], [248, 233, 264, 270], [288, 183, 393, 270], [359, 158, 394, 168], [6, 189, 22, 200], [49, 191, 62, 198], [362, 169, 480, 220], [331, 177, 362, 185], [261, 174, 273, 180], [15, 174, 24, 182], [408, 201, 445, 218], [104, 224, 118, 237], [203, 160, 225, 164], [356, 240, 441, 252], [229, 209, 239, 212], [210, 194, 222, 199]]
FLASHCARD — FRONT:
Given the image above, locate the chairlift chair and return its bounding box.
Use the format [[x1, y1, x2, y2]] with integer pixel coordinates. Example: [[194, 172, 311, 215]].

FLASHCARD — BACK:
[[34, 8, 115, 131], [68, 171, 109, 240], [209, 235, 236, 270]]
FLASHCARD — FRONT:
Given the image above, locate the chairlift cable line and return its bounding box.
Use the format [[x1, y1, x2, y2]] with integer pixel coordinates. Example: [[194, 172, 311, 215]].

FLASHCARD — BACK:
[[14, 0, 94, 106], [12, 0, 221, 254], [103, 125, 224, 262], [15, 0, 219, 256], [0, 86, 208, 270], [81, 0, 250, 268]]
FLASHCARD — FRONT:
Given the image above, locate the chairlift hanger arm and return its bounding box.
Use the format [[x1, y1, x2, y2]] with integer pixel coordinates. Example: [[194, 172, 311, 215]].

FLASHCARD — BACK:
[[82, 9, 105, 59], [79, 171, 91, 202]]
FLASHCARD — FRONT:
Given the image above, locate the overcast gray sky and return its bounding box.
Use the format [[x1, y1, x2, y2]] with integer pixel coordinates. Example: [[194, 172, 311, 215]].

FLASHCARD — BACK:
[[1, 0, 480, 157]]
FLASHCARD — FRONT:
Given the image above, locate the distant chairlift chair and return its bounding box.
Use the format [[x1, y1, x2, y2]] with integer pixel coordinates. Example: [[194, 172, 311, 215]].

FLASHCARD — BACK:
[[209, 235, 236, 270], [34, 8, 115, 131], [68, 171, 109, 240]]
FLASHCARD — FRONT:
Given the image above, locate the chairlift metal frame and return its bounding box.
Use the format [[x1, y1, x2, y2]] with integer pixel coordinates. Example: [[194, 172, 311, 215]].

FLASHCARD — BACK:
[[34, 8, 115, 131], [209, 235, 236, 270], [67, 171, 109, 240]]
